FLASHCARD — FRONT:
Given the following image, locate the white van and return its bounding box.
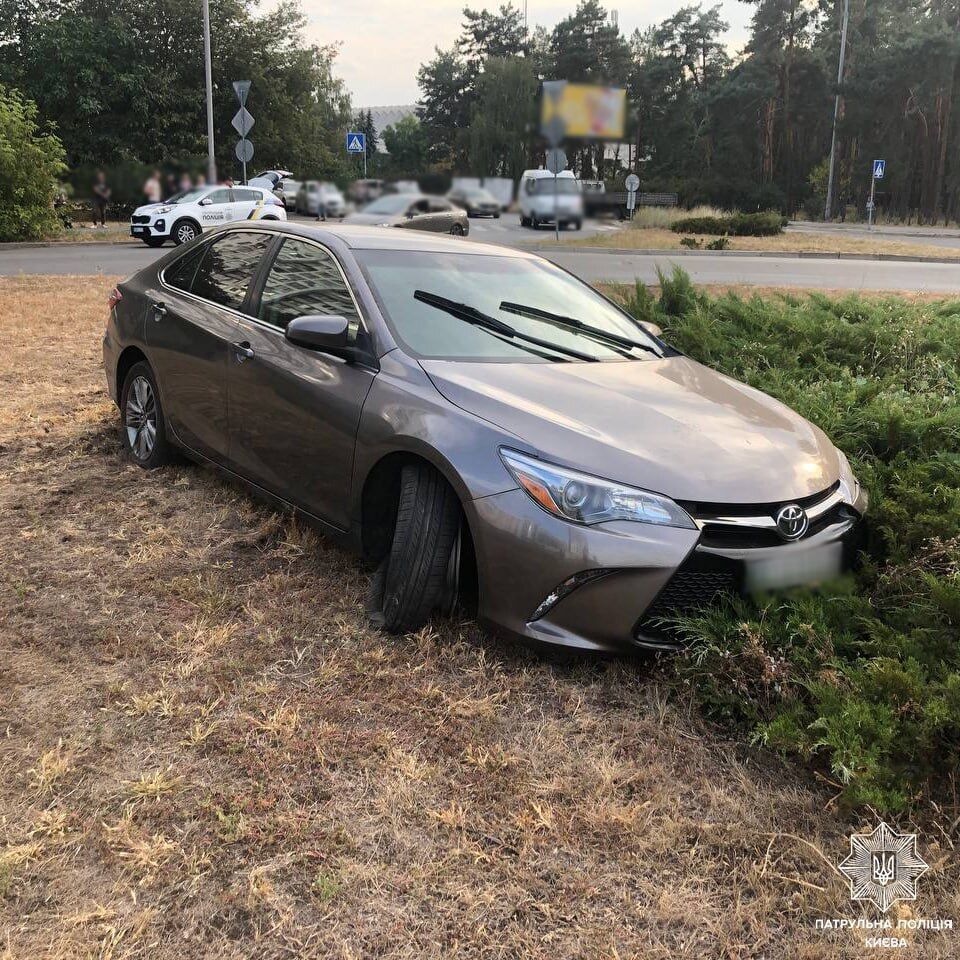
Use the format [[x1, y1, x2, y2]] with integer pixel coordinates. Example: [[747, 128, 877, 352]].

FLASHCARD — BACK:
[[518, 169, 584, 230]]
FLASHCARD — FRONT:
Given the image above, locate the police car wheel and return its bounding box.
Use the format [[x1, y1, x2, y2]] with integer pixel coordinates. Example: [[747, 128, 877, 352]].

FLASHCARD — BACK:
[[172, 220, 199, 245]]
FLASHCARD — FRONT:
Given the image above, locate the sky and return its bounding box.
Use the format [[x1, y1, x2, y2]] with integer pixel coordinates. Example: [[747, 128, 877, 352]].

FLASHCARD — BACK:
[[299, 1, 754, 107]]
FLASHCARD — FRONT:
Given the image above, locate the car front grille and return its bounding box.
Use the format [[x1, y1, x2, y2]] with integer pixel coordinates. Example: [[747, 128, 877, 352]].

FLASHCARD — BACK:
[[131, 215, 150, 224], [634, 555, 740, 645]]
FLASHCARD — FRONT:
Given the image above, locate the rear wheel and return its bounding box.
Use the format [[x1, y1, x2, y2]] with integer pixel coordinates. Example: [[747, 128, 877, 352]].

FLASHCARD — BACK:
[[450, 222, 465, 236], [172, 219, 199, 245], [120, 362, 173, 469], [368, 463, 462, 633]]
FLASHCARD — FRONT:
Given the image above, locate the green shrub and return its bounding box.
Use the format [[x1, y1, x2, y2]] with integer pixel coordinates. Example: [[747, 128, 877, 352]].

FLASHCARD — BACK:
[[621, 267, 960, 813], [671, 211, 785, 236], [679, 236, 702, 249], [0, 85, 65, 241], [706, 236, 730, 250]]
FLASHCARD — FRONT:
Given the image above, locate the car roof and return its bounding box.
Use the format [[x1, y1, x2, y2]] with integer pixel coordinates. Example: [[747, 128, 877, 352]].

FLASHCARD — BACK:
[[217, 220, 536, 258]]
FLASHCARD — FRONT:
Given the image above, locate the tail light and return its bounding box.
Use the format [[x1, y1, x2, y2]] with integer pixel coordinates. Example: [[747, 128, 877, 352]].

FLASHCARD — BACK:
[[108, 286, 123, 309], [267, 195, 283, 206]]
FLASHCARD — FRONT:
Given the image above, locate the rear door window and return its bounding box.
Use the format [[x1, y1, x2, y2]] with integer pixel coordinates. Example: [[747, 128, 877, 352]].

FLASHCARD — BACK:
[[190, 231, 273, 312]]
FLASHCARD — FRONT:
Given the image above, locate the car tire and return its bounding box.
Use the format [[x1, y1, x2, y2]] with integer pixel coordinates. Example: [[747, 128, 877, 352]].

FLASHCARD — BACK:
[[531, 216, 540, 229], [142, 237, 166, 248], [494, 212, 501, 219], [573, 219, 583, 230], [120, 361, 173, 470], [172, 219, 199, 245], [368, 463, 462, 634], [520, 214, 530, 227], [450, 223, 465, 236]]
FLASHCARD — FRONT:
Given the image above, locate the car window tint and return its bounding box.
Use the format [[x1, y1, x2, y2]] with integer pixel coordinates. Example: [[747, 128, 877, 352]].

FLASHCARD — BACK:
[[164, 242, 208, 293], [258, 238, 360, 333], [233, 189, 258, 202], [191, 232, 273, 311], [428, 199, 451, 212], [206, 189, 230, 205]]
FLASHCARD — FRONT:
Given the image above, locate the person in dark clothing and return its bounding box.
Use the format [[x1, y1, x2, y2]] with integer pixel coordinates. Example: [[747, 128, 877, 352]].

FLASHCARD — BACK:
[[92, 170, 110, 227]]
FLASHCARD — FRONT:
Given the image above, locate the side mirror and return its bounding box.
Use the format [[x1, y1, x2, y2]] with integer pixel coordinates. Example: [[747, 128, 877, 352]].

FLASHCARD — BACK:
[[198, 197, 212, 206], [285, 315, 355, 359], [639, 320, 663, 338]]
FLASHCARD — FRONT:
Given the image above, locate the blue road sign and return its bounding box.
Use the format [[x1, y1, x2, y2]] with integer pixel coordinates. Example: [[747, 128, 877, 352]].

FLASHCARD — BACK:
[[873, 159, 885, 179], [346, 132, 366, 154]]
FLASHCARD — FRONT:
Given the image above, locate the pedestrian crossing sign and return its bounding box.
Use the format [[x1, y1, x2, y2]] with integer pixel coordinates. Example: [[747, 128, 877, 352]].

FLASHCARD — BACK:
[[346, 132, 366, 154], [873, 159, 885, 179]]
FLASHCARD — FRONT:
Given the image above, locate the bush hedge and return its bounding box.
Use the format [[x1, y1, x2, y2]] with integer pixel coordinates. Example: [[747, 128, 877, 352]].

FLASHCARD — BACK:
[[621, 268, 960, 812], [671, 211, 786, 236]]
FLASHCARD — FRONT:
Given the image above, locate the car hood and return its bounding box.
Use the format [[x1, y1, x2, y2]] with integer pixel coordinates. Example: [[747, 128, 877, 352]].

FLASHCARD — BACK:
[[420, 356, 840, 504]]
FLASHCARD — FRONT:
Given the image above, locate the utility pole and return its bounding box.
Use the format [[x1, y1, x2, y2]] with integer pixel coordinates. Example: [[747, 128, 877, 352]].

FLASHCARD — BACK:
[[823, 0, 850, 221], [202, 0, 217, 184]]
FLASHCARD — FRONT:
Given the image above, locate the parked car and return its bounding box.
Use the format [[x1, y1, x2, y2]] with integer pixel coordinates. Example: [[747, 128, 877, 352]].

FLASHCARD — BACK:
[[129, 185, 286, 246], [518, 169, 584, 230], [295, 181, 346, 218], [248, 169, 294, 190], [104, 222, 867, 651], [276, 178, 301, 210], [344, 194, 468, 235], [447, 186, 501, 218], [348, 179, 384, 206]]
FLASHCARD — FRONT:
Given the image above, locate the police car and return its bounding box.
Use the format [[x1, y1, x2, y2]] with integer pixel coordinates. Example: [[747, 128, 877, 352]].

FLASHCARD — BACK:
[[129, 185, 287, 247]]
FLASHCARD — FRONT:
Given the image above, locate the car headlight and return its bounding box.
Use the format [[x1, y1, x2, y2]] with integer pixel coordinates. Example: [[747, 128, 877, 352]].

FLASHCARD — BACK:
[[500, 448, 695, 529], [154, 205, 173, 215]]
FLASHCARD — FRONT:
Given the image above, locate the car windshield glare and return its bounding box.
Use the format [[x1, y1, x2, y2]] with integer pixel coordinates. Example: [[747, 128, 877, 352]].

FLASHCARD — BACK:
[[357, 250, 659, 362]]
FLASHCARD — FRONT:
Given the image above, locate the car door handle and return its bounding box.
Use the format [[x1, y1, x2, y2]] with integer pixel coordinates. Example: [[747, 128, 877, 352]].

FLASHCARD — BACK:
[[151, 301, 166, 319], [232, 341, 254, 362]]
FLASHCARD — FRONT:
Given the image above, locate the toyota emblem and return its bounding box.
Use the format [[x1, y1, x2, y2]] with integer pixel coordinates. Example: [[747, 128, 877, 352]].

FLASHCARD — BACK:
[[775, 504, 808, 540]]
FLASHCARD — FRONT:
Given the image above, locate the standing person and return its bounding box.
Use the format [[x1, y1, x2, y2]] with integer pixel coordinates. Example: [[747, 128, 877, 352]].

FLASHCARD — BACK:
[[178, 172, 193, 193], [91, 170, 110, 228], [164, 172, 178, 201], [143, 170, 161, 204], [222, 176, 235, 189]]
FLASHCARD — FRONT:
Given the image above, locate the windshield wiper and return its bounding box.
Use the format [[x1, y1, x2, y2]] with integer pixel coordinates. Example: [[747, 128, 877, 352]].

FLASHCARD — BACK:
[[413, 290, 598, 362], [499, 301, 662, 357]]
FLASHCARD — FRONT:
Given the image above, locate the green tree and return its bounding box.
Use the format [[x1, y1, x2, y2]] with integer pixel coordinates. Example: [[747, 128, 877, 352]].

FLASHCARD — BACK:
[[467, 56, 538, 178], [382, 115, 428, 176], [0, 85, 65, 240]]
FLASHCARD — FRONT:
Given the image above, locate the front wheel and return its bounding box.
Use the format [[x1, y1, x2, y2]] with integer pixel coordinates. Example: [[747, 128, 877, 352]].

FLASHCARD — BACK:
[[120, 362, 173, 469], [450, 223, 465, 236], [172, 220, 199, 245], [368, 464, 462, 634]]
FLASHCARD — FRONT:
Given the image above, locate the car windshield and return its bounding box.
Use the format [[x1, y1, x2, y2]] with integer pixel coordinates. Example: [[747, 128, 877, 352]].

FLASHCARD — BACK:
[[174, 189, 209, 204], [362, 195, 415, 215], [467, 190, 495, 201], [528, 178, 580, 195], [357, 250, 659, 362]]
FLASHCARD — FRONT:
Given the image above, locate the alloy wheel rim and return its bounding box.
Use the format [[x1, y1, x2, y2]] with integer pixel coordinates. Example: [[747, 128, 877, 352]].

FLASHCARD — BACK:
[[125, 376, 157, 460], [178, 225, 195, 243]]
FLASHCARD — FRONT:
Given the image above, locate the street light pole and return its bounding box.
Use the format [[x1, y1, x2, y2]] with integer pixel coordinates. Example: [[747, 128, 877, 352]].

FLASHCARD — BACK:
[[824, 0, 850, 221], [202, 0, 217, 184]]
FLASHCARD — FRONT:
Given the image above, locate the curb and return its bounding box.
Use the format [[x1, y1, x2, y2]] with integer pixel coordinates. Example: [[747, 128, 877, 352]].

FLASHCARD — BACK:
[[529, 245, 960, 265], [0, 239, 138, 251]]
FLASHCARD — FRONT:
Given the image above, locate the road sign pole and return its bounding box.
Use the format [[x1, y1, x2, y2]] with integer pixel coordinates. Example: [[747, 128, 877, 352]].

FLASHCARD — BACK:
[[868, 170, 876, 229], [554, 173, 559, 242], [202, 0, 216, 184]]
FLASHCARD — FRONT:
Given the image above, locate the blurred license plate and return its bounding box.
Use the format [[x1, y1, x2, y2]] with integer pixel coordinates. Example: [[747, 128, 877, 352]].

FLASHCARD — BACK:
[[132, 226, 146, 234], [745, 542, 843, 593]]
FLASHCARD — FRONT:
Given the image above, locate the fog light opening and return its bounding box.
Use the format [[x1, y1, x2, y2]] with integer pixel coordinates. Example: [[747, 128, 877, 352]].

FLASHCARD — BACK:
[[528, 569, 613, 622]]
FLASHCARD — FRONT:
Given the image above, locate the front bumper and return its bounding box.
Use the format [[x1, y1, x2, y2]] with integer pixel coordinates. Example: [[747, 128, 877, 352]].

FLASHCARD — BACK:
[[466, 484, 866, 654], [130, 218, 168, 238]]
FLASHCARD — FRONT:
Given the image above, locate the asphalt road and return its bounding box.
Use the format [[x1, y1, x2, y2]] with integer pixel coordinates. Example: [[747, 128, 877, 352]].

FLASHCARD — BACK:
[[3, 223, 960, 292]]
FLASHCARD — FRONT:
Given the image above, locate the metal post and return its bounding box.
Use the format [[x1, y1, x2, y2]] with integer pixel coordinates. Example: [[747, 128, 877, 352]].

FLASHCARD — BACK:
[[554, 172, 559, 242], [202, 0, 217, 184], [868, 170, 876, 229], [824, 0, 850, 221], [363, 148, 367, 179]]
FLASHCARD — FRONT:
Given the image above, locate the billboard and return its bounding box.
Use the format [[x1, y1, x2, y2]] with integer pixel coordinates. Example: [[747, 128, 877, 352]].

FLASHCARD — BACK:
[[541, 82, 626, 141]]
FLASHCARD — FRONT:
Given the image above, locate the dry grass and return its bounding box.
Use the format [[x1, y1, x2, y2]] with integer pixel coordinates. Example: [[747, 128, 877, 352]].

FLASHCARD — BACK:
[[546, 224, 960, 259], [2, 275, 959, 958]]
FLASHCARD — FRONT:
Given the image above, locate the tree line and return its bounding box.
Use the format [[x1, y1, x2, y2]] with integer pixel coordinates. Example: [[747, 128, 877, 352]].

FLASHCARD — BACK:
[[415, 0, 960, 220], [0, 0, 353, 199]]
